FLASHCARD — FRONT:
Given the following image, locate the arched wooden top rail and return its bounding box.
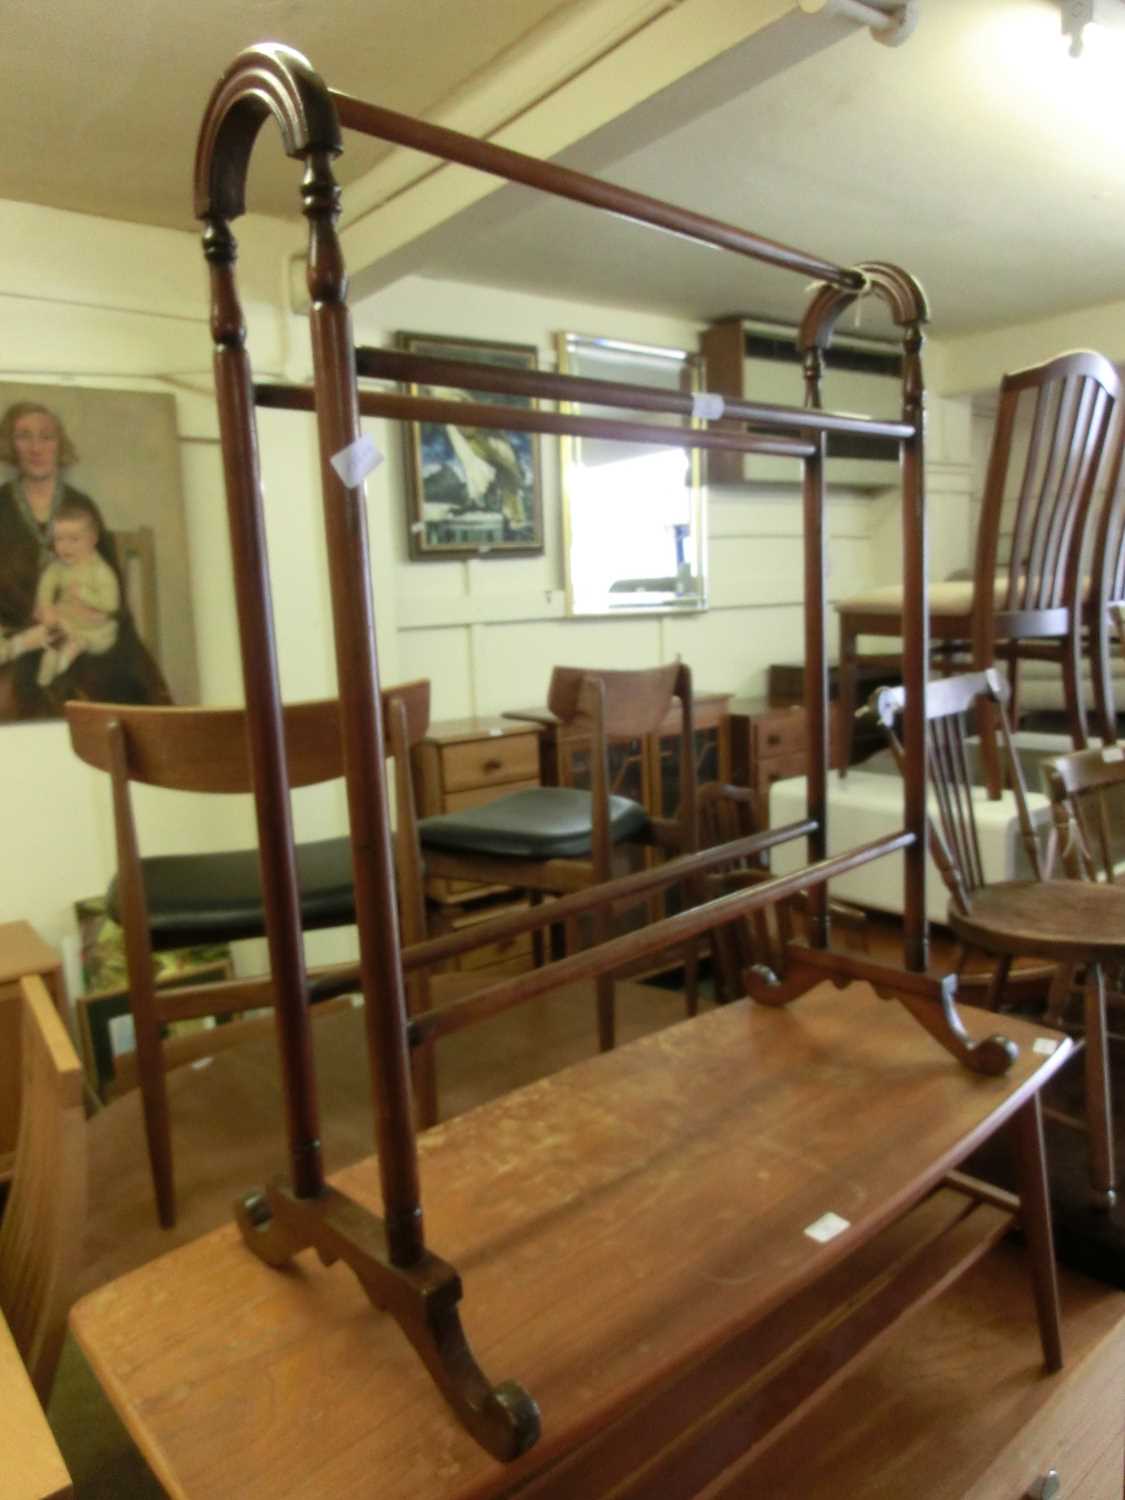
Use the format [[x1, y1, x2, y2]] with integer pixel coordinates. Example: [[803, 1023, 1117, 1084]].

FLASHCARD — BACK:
[[798, 261, 930, 356], [193, 42, 341, 223]]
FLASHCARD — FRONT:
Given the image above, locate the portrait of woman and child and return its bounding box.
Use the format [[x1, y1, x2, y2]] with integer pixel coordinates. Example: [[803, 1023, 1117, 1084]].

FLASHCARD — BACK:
[[0, 398, 173, 722]]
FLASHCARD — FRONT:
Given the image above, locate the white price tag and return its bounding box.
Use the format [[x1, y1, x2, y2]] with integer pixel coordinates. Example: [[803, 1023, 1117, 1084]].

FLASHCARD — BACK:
[[1033, 1037, 1059, 1056], [804, 1211, 850, 1244], [691, 391, 725, 421], [330, 434, 384, 487]]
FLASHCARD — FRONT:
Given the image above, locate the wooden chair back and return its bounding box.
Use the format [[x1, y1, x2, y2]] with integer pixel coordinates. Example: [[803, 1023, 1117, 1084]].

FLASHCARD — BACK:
[[0, 976, 86, 1404], [872, 669, 1042, 915], [1043, 742, 1125, 886], [545, 661, 697, 859], [973, 350, 1118, 663], [63, 683, 431, 1225], [1086, 420, 1125, 744]]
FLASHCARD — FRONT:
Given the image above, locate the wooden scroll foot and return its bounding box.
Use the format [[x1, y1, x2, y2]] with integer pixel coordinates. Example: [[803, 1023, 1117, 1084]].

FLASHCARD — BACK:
[[752, 944, 1018, 1075], [235, 1180, 541, 1461]]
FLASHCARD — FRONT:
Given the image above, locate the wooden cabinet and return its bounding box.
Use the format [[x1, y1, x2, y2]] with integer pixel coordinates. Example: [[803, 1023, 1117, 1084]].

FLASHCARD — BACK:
[[411, 716, 541, 905]]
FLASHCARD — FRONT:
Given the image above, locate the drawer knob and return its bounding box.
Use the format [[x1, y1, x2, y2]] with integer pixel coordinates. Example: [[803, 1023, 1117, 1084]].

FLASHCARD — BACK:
[[482, 757, 503, 773], [1026, 1472, 1060, 1500]]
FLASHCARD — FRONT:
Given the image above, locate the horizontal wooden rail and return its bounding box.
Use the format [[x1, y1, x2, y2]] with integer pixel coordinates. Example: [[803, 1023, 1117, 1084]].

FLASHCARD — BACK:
[[354, 347, 916, 443], [330, 91, 864, 291], [404, 817, 818, 974], [409, 829, 916, 1044], [254, 383, 818, 458]]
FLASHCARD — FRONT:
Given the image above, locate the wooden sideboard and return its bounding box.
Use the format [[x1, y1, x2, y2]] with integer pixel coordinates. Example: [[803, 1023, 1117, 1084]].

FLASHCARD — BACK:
[[0, 922, 64, 1185]]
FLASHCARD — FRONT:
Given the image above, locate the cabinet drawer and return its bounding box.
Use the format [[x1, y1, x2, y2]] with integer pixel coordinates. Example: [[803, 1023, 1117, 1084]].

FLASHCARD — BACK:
[[440, 733, 540, 794], [750, 709, 807, 760]]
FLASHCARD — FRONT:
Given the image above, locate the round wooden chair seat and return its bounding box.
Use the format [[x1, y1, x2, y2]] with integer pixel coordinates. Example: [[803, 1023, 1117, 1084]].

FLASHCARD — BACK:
[[948, 879, 1125, 965]]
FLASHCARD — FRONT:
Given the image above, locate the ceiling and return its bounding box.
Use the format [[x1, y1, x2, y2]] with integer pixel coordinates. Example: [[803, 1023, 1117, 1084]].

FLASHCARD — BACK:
[[1, 0, 585, 229], [5, 0, 1123, 339], [411, 0, 1125, 337]]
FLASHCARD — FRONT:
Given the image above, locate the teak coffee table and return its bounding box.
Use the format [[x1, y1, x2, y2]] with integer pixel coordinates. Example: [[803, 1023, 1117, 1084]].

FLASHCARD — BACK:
[[71, 983, 1070, 1500]]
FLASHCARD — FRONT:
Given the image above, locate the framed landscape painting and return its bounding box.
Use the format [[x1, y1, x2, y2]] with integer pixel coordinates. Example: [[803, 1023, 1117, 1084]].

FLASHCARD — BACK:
[[396, 332, 544, 560]]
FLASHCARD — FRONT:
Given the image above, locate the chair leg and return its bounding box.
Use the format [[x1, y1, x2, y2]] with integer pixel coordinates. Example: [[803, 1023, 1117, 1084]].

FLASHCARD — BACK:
[[838, 619, 858, 779], [1083, 963, 1117, 1209], [596, 975, 616, 1051], [133, 1013, 176, 1229], [1010, 1093, 1063, 1373]]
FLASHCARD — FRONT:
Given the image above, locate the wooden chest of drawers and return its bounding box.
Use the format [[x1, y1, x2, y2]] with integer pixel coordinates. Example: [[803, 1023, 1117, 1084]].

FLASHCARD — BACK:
[[0, 922, 64, 1185], [411, 716, 541, 904]]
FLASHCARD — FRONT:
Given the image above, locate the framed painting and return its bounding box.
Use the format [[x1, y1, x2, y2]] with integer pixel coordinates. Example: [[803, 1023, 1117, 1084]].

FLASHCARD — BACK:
[[0, 381, 198, 724], [396, 332, 544, 559]]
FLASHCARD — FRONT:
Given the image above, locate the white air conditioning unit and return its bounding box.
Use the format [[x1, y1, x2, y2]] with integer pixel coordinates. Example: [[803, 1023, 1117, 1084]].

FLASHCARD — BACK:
[[700, 318, 904, 490]]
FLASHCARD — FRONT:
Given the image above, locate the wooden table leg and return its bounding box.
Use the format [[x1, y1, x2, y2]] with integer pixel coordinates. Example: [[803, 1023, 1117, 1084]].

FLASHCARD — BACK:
[[1084, 962, 1117, 1209], [1010, 1092, 1063, 1373]]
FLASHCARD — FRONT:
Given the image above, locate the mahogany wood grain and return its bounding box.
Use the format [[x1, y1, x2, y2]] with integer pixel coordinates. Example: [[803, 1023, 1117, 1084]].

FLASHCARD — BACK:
[[192, 40, 942, 1454], [72, 983, 1071, 1500], [354, 345, 916, 442]]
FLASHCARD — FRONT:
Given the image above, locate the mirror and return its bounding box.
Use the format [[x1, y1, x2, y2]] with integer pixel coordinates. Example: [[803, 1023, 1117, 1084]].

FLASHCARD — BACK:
[[557, 334, 706, 616]]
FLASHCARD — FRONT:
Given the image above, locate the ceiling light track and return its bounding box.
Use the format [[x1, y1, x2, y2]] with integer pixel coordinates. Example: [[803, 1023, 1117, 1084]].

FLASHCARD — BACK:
[[1058, 0, 1125, 57]]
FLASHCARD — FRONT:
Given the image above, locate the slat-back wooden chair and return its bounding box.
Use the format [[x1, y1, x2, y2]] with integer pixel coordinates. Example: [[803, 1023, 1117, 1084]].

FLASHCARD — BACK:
[[1085, 429, 1125, 746], [838, 352, 1120, 790], [418, 662, 699, 1052], [65, 685, 431, 1227], [875, 670, 1119, 1206], [0, 976, 86, 1405]]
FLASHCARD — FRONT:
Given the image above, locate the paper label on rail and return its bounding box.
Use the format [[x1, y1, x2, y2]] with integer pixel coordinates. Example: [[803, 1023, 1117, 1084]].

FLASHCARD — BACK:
[[692, 391, 725, 421], [803, 1211, 850, 1243], [330, 434, 384, 487], [1103, 746, 1125, 763]]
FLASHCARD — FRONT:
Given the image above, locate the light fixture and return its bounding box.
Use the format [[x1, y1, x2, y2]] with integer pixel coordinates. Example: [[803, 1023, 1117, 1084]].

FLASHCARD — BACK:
[[1059, 0, 1125, 57], [797, 0, 920, 48]]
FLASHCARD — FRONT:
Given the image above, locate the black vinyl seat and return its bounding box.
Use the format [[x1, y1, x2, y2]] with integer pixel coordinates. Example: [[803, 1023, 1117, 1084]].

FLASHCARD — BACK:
[[109, 835, 356, 950], [419, 787, 648, 862]]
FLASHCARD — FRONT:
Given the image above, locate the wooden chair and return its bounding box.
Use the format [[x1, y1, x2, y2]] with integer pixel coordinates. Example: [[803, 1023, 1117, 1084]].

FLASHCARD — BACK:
[[838, 351, 1120, 788], [64, 685, 431, 1228], [417, 662, 699, 1052], [0, 975, 86, 1405], [1085, 424, 1125, 746], [874, 669, 1120, 1206]]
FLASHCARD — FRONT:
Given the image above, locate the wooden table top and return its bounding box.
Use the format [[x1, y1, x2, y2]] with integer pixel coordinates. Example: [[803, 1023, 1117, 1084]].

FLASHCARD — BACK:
[[71, 984, 1070, 1500], [0, 1313, 71, 1500]]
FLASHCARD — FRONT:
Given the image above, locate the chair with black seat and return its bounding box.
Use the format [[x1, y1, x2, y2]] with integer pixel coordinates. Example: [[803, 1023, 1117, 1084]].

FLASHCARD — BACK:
[[837, 351, 1119, 789], [417, 662, 699, 1052], [873, 668, 1120, 1207], [65, 685, 432, 1228]]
